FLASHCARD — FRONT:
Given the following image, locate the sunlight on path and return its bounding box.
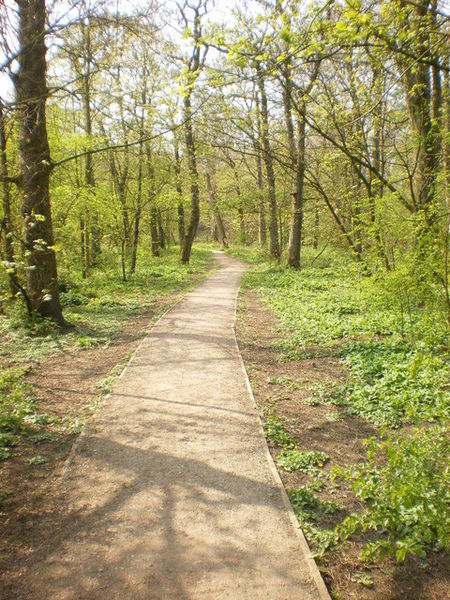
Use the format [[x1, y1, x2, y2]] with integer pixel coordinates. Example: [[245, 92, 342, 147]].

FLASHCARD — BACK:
[[21, 252, 329, 600]]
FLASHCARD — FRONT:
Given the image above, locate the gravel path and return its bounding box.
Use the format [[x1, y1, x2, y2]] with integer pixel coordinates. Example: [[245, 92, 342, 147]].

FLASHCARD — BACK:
[[21, 252, 329, 600]]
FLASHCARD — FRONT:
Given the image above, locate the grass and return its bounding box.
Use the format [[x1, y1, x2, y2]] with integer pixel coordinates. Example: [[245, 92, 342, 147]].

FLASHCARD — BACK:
[[0, 245, 213, 366]]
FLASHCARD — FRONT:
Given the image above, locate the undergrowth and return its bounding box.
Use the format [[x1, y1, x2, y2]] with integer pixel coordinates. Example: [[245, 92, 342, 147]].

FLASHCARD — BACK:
[[240, 245, 449, 565], [0, 245, 212, 471], [0, 245, 212, 365]]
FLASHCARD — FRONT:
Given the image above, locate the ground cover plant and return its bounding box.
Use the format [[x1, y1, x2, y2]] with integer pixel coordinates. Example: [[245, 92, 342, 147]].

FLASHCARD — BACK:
[[233, 244, 449, 599]]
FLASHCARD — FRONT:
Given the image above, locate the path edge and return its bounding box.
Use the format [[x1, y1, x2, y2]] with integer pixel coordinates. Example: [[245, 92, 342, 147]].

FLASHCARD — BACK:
[[62, 256, 218, 479], [231, 263, 331, 600]]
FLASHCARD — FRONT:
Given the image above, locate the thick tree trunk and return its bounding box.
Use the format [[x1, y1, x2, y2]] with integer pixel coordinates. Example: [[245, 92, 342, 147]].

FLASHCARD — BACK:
[[287, 117, 306, 268], [283, 62, 305, 269], [205, 172, 227, 248], [399, 0, 440, 221], [256, 66, 280, 260], [181, 92, 200, 264], [255, 94, 267, 247], [174, 141, 185, 245], [0, 102, 19, 296], [15, 0, 65, 324]]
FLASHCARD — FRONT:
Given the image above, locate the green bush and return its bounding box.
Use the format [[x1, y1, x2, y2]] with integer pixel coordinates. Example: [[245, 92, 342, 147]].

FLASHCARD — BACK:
[[325, 341, 450, 427], [335, 426, 449, 562]]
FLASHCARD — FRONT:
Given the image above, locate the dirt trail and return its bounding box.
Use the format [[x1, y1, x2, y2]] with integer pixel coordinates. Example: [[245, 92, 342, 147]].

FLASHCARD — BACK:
[[18, 252, 328, 600]]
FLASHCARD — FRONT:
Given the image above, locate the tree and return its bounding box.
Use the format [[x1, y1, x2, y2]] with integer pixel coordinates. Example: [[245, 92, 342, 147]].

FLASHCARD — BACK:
[[14, 0, 65, 324], [178, 0, 209, 264]]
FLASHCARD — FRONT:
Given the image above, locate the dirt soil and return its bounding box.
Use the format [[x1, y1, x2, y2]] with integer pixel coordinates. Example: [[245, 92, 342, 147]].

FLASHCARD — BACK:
[[235, 288, 449, 600], [0, 253, 328, 600]]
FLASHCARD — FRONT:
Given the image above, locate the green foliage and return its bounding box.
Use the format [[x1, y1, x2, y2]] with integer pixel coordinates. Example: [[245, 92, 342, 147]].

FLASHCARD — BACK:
[[288, 484, 340, 556], [29, 432, 58, 443], [0, 246, 211, 365], [244, 263, 397, 354], [226, 244, 267, 265], [245, 253, 449, 567], [0, 368, 34, 460], [26, 455, 47, 465], [326, 341, 450, 427], [277, 448, 329, 473], [263, 414, 296, 448], [243, 258, 448, 354], [334, 426, 449, 562], [289, 486, 340, 519]]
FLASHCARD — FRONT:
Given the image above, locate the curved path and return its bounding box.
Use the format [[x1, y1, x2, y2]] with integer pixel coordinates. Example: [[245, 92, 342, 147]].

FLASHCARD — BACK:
[[21, 252, 329, 600]]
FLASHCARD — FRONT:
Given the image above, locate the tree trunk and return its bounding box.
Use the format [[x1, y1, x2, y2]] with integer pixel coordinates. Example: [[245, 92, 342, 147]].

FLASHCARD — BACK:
[[130, 138, 143, 275], [181, 92, 200, 264], [399, 0, 440, 221], [81, 18, 100, 265], [81, 213, 90, 279], [256, 65, 279, 259], [313, 199, 319, 250], [157, 209, 165, 249], [0, 102, 19, 296], [370, 85, 390, 271], [150, 207, 160, 257], [130, 70, 147, 275], [255, 93, 267, 247], [145, 141, 160, 257], [287, 116, 306, 268], [174, 140, 185, 245], [205, 172, 227, 248], [15, 0, 65, 325]]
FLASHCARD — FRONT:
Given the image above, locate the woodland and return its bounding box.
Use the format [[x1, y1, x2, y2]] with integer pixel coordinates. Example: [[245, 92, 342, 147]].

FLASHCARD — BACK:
[[0, 0, 449, 598]]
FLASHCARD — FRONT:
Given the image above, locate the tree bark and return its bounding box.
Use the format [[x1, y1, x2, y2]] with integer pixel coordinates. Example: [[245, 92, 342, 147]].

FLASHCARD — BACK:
[[15, 0, 65, 324], [399, 0, 440, 220], [180, 92, 200, 263], [157, 209, 165, 250], [81, 17, 101, 264], [0, 102, 19, 296], [205, 172, 227, 248], [130, 134, 143, 275], [287, 116, 306, 268], [256, 65, 280, 259], [174, 139, 185, 246], [255, 93, 266, 247]]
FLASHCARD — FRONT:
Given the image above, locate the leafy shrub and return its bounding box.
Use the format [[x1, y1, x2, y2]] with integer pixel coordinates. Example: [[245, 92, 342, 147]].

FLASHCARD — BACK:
[[334, 426, 449, 562], [288, 486, 339, 520], [326, 341, 450, 427]]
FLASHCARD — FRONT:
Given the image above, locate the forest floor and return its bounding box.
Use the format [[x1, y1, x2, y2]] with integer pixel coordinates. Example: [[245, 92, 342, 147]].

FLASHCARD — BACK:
[[0, 252, 328, 600], [236, 287, 448, 600], [0, 247, 214, 597]]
